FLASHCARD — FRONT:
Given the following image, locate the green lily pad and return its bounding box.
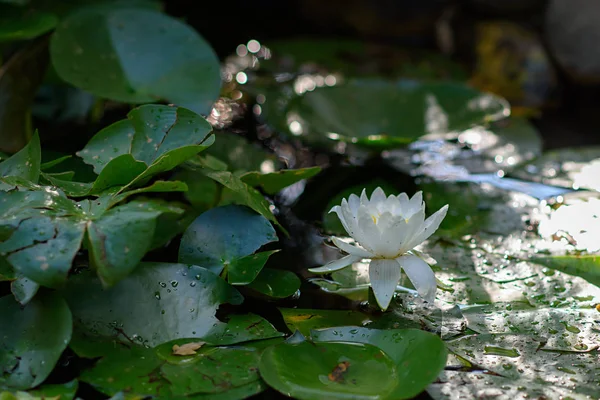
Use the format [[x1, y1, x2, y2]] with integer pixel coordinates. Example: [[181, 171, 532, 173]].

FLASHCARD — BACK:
[[226, 250, 280, 285], [312, 327, 447, 399], [241, 166, 321, 195], [178, 205, 278, 276], [80, 345, 169, 398], [247, 268, 301, 298], [265, 78, 509, 149], [63, 262, 243, 347], [278, 308, 370, 336], [0, 292, 72, 390], [0, 132, 40, 190], [50, 6, 221, 115], [259, 339, 399, 400], [161, 347, 261, 396]]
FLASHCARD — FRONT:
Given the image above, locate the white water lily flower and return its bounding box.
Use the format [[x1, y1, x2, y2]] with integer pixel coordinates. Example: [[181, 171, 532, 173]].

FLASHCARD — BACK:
[[309, 188, 448, 310]]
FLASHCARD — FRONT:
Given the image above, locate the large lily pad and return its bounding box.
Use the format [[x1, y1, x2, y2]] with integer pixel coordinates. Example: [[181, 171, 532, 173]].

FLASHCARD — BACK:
[[265, 78, 509, 149], [178, 205, 278, 278], [0, 292, 72, 390], [312, 327, 447, 399], [50, 6, 221, 115], [63, 262, 244, 347], [259, 338, 399, 400]]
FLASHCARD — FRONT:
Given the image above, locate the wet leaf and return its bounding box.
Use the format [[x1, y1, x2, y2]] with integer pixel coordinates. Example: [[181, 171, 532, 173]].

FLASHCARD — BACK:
[[241, 166, 321, 195], [178, 205, 278, 276], [50, 7, 221, 115], [0, 132, 40, 190], [0, 185, 183, 287], [226, 250, 279, 285], [77, 105, 213, 193], [199, 313, 283, 345], [161, 347, 261, 395], [312, 327, 447, 399], [259, 339, 399, 400], [171, 342, 205, 356], [0, 292, 72, 390], [80, 345, 169, 398], [63, 263, 243, 347], [265, 78, 509, 149], [0, 37, 49, 153], [278, 308, 370, 336], [247, 268, 301, 298]]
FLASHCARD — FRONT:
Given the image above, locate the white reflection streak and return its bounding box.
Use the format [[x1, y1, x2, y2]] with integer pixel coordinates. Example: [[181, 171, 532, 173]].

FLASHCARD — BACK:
[[425, 94, 449, 134]]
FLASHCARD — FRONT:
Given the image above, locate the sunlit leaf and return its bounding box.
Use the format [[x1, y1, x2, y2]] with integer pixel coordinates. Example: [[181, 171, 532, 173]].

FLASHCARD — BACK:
[[50, 7, 220, 114]]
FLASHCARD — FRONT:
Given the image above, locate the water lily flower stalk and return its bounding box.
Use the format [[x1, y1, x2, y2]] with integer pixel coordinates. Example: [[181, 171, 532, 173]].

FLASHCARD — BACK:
[[310, 188, 448, 310]]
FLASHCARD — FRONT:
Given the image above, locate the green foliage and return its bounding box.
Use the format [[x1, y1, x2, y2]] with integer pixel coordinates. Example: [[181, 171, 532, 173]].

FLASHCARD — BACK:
[[0, 292, 72, 390], [50, 6, 221, 115]]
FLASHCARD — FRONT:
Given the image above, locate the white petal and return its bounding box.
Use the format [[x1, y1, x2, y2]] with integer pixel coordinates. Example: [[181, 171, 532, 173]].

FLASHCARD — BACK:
[[369, 259, 402, 310], [379, 216, 409, 257], [309, 254, 361, 273], [347, 194, 361, 216], [341, 202, 371, 251], [370, 187, 387, 206], [330, 204, 352, 237], [397, 254, 437, 302], [398, 208, 426, 254], [331, 237, 375, 258], [405, 204, 449, 249], [405, 191, 423, 216], [360, 189, 369, 205], [357, 207, 382, 254], [397, 192, 410, 213]]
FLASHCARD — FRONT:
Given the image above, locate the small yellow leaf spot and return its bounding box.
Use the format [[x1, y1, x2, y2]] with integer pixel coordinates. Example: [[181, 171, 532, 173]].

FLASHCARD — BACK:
[[40, 263, 49, 270], [124, 247, 130, 253], [172, 342, 206, 356]]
